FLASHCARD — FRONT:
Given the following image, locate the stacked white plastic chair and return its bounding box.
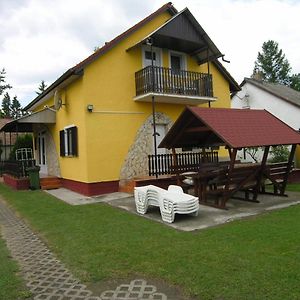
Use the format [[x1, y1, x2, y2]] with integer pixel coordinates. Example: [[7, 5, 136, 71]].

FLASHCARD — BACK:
[[134, 184, 199, 223]]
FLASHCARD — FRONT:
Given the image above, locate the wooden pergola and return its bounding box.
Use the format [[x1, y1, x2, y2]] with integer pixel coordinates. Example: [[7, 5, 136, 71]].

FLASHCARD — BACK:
[[159, 107, 300, 208]]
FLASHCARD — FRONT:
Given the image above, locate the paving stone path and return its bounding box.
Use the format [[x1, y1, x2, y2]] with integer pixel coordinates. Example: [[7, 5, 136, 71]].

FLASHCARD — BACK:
[[0, 200, 168, 300]]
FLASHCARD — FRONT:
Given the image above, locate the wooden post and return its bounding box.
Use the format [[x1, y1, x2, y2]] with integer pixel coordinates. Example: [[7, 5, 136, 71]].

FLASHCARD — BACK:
[[221, 148, 237, 208], [171, 148, 180, 185], [281, 144, 297, 195], [254, 145, 270, 200]]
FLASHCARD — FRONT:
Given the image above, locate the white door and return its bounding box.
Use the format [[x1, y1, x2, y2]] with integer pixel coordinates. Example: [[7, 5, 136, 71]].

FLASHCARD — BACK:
[[37, 132, 47, 174], [142, 45, 162, 67], [153, 124, 166, 155], [143, 46, 163, 92]]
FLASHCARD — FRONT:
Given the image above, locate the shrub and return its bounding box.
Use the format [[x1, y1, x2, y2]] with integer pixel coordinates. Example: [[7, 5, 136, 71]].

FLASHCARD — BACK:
[[269, 145, 290, 163], [9, 134, 33, 160]]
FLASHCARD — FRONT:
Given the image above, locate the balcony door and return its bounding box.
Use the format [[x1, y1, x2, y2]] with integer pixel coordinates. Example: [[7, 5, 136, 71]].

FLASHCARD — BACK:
[[143, 46, 162, 93], [142, 45, 162, 68]]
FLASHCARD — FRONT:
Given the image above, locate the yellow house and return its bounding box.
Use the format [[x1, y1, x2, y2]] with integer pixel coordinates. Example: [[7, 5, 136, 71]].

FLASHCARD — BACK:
[[3, 3, 240, 195]]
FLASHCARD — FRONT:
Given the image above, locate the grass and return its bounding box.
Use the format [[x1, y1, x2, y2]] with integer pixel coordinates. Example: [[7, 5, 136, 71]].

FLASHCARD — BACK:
[[0, 235, 31, 299], [286, 183, 300, 192], [1, 183, 300, 300]]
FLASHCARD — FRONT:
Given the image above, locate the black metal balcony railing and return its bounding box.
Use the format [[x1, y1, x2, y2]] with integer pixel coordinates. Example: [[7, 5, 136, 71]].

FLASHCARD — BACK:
[[135, 66, 213, 98]]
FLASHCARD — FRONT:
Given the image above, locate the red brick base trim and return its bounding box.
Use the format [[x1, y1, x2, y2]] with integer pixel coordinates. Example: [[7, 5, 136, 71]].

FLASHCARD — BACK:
[[3, 174, 30, 190], [61, 178, 119, 196]]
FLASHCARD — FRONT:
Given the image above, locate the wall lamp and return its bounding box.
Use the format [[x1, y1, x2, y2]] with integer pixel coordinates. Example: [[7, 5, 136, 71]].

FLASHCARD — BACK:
[[87, 104, 94, 112]]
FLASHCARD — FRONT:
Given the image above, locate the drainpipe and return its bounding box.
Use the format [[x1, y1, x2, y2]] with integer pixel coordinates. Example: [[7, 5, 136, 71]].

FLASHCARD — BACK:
[[207, 48, 211, 108], [147, 37, 158, 178]]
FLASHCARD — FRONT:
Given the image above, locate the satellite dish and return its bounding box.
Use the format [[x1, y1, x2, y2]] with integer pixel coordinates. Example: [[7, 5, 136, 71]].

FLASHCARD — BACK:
[[54, 90, 63, 110]]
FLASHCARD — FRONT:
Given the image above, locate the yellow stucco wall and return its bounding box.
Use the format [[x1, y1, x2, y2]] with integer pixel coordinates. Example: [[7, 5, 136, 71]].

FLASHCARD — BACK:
[[33, 10, 233, 183]]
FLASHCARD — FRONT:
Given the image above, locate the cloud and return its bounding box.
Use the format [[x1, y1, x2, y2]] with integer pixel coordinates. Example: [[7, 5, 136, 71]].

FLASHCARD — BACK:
[[1, 0, 300, 106]]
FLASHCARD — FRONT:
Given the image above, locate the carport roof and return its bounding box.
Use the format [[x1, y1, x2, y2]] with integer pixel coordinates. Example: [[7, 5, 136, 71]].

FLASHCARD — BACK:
[[159, 107, 300, 149]]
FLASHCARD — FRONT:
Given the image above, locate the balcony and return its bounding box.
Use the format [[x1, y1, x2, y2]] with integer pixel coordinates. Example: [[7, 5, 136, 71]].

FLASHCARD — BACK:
[[134, 66, 216, 105]]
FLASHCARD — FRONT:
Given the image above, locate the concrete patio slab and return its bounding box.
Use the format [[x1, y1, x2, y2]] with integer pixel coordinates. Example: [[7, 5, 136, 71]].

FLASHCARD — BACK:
[[101, 191, 300, 231], [45, 188, 132, 205]]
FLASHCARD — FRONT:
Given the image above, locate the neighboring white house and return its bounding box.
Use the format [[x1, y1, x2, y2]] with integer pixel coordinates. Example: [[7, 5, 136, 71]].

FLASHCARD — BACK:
[[231, 77, 300, 166]]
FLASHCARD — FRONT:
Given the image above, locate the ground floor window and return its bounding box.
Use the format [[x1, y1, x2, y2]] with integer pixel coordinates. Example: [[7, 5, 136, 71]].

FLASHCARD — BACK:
[[59, 126, 78, 157]]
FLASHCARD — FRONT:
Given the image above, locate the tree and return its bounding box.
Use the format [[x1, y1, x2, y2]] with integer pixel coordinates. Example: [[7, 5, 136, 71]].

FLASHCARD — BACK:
[[289, 73, 300, 92], [269, 145, 290, 163], [2, 92, 11, 117], [36, 80, 47, 95], [253, 40, 291, 85], [11, 96, 22, 119], [0, 68, 12, 96]]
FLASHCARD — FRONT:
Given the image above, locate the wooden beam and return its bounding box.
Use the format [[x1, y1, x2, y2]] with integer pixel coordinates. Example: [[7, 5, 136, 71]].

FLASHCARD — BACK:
[[221, 148, 237, 208], [254, 145, 270, 200], [170, 117, 195, 147], [281, 144, 297, 195], [171, 148, 180, 185], [186, 126, 210, 133]]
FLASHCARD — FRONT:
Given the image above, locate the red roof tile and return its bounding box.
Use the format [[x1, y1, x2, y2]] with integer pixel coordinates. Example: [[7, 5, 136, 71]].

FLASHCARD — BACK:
[[189, 107, 300, 148], [159, 107, 300, 149]]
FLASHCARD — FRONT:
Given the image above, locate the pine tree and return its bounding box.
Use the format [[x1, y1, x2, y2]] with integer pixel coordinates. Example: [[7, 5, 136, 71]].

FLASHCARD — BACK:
[[290, 73, 300, 92], [2, 92, 11, 117], [36, 80, 47, 95], [11, 96, 22, 119], [0, 68, 12, 96], [253, 40, 291, 85]]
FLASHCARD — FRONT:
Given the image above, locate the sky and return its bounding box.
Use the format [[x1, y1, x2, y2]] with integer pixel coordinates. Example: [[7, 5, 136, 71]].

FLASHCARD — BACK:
[[1, 0, 300, 106]]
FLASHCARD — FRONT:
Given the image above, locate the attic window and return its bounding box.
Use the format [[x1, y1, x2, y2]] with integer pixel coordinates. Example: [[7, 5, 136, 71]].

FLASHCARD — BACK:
[[59, 126, 78, 157]]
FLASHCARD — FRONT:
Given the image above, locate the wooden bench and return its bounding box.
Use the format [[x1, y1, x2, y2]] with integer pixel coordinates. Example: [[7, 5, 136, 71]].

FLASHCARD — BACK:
[[205, 164, 261, 208], [261, 162, 292, 196]]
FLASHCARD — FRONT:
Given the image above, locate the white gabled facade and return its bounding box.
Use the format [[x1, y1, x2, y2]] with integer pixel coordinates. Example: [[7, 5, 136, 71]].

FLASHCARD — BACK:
[[232, 78, 300, 165]]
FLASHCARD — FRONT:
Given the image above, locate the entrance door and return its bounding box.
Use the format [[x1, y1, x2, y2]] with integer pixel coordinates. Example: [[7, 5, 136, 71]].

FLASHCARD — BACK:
[[37, 132, 47, 174]]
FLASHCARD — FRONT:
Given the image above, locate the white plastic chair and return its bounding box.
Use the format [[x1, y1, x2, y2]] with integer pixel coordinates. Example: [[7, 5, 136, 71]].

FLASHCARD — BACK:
[[134, 185, 199, 223]]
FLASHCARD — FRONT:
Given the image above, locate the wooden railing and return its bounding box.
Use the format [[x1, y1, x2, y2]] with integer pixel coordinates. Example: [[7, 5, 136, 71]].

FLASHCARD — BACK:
[[135, 66, 213, 98], [0, 159, 36, 178], [148, 151, 219, 176]]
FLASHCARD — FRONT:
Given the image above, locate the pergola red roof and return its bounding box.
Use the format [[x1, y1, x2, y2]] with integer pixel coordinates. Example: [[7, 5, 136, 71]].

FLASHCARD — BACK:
[[159, 107, 300, 149]]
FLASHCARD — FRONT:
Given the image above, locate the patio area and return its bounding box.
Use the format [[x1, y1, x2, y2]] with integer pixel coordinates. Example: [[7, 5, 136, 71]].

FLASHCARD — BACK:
[[47, 187, 300, 232]]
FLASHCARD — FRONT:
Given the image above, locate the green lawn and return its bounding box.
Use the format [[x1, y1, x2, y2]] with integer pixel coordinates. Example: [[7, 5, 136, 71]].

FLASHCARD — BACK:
[[0, 235, 31, 300], [286, 183, 300, 192], [1, 183, 300, 300]]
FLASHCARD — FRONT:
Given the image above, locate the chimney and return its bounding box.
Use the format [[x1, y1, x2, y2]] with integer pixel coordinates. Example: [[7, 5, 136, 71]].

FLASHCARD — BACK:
[[252, 71, 264, 81]]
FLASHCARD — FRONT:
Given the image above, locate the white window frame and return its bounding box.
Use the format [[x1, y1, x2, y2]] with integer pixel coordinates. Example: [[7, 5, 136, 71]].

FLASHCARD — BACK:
[[64, 124, 75, 157]]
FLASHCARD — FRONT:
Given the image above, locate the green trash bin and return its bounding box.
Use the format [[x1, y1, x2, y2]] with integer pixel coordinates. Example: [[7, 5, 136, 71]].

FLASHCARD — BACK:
[[27, 166, 41, 190]]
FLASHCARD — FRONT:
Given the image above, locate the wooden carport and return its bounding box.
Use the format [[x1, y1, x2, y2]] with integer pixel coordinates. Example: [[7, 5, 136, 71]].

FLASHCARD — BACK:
[[159, 107, 300, 208]]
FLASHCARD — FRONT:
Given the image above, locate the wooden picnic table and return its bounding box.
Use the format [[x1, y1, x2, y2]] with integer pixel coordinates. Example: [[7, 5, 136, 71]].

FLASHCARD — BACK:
[[181, 165, 227, 202], [181, 162, 262, 208]]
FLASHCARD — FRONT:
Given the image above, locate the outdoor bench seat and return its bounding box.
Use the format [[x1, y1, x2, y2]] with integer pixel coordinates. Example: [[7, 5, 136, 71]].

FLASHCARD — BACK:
[[134, 184, 199, 223], [261, 162, 292, 195], [205, 165, 260, 208]]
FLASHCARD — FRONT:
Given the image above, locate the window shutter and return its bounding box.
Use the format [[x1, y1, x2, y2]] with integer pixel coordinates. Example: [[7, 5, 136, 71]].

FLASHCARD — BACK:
[[70, 126, 78, 156], [59, 130, 65, 157]]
